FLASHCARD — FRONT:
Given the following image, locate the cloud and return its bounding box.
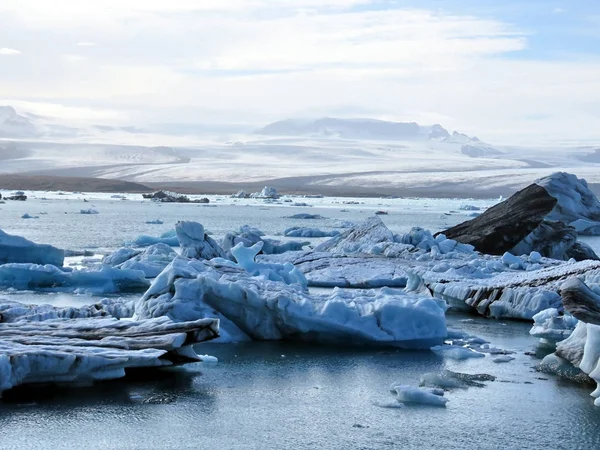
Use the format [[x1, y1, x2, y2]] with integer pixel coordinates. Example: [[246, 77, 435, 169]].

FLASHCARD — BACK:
[[0, 1, 598, 142], [0, 47, 21, 55]]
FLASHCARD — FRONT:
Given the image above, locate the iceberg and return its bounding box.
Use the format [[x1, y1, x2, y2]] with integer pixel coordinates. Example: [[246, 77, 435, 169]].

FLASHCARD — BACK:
[[390, 384, 448, 406], [441, 173, 600, 260], [0, 315, 219, 395], [0, 263, 150, 294], [537, 172, 600, 236], [222, 225, 308, 255], [134, 255, 448, 348], [0, 228, 65, 266], [128, 230, 179, 247], [406, 259, 600, 320], [176, 221, 226, 260], [283, 227, 339, 238], [540, 279, 600, 405], [529, 308, 578, 344], [103, 244, 177, 278], [250, 186, 279, 199]]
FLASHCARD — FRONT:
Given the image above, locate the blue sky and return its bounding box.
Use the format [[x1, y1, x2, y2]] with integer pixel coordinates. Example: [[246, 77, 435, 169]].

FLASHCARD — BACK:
[[1, 0, 599, 142]]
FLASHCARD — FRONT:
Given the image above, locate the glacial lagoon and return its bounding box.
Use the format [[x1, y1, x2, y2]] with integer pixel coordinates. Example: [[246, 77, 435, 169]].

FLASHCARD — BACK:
[[1, 192, 599, 449]]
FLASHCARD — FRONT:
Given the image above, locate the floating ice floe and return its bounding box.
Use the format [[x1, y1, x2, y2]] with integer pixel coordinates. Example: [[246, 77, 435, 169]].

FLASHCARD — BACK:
[[430, 345, 485, 360], [176, 221, 225, 260], [389, 384, 448, 407], [538, 278, 600, 405], [103, 243, 177, 278], [406, 259, 600, 320], [0, 297, 133, 322], [537, 172, 600, 236], [134, 253, 448, 347], [0, 263, 150, 294], [0, 315, 219, 395], [222, 225, 308, 255], [286, 213, 325, 220], [128, 229, 179, 247], [250, 186, 279, 199], [0, 228, 64, 266], [283, 227, 339, 238], [529, 308, 578, 345]]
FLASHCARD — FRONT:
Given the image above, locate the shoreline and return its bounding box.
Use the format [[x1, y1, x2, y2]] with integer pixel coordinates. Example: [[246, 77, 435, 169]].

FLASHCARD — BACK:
[[2, 173, 599, 199]]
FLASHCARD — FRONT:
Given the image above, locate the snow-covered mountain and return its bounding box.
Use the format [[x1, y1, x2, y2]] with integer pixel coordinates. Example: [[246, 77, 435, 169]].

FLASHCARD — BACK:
[[0, 106, 39, 138], [1, 106, 599, 196], [256, 118, 460, 141]]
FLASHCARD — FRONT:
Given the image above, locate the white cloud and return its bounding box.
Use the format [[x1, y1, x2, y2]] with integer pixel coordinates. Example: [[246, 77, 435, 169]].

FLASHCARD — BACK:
[[0, 1, 597, 142], [0, 47, 21, 55]]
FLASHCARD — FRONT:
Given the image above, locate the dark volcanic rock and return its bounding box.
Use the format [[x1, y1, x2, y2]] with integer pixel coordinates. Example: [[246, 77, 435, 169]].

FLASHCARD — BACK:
[[440, 184, 556, 254], [439, 183, 598, 261]]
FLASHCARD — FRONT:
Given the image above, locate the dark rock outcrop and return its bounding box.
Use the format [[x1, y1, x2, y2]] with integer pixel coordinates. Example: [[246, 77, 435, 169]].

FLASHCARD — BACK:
[[439, 182, 598, 261], [561, 278, 600, 326]]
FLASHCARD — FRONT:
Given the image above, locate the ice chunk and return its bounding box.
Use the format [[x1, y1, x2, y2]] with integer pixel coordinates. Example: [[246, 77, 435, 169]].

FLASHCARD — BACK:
[[391, 385, 448, 406], [530, 308, 578, 343], [176, 221, 226, 260], [135, 258, 447, 348], [284, 227, 339, 238], [129, 230, 179, 247], [228, 241, 308, 288], [0, 228, 65, 266], [0, 263, 150, 294], [223, 225, 308, 255], [430, 345, 485, 360], [492, 355, 515, 363], [0, 316, 219, 395], [104, 244, 177, 278], [537, 172, 600, 236]]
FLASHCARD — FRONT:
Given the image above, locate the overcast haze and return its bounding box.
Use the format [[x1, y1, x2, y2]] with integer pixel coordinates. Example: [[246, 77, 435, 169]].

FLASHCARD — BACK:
[[1, 0, 599, 143]]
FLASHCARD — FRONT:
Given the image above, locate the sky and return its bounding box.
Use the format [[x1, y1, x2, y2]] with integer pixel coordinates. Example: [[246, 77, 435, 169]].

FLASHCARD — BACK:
[[0, 0, 599, 143]]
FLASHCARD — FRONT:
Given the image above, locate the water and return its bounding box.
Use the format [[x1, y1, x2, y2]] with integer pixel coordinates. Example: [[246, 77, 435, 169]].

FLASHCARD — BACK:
[[0, 191, 494, 252], [1, 191, 600, 449], [0, 314, 598, 450]]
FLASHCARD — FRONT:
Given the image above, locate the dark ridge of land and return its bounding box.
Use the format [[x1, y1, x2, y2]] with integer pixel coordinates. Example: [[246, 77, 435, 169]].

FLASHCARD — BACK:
[[0, 175, 153, 193], [1, 173, 599, 200]]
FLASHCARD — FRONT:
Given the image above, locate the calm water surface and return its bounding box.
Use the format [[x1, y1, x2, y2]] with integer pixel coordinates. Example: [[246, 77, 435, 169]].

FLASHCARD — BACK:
[[0, 315, 599, 450]]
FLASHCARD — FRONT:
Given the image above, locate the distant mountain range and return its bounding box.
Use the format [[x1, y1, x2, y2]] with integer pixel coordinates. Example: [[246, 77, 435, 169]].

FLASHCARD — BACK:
[[255, 117, 479, 142]]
